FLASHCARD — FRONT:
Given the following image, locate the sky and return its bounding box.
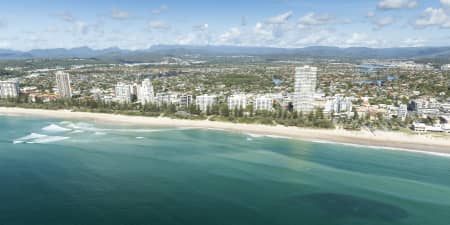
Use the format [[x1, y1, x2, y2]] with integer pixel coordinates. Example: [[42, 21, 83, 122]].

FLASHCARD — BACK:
[[0, 0, 449, 50]]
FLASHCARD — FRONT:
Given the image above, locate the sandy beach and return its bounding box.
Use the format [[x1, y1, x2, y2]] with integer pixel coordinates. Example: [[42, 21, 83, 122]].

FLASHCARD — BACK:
[[1, 107, 449, 156]]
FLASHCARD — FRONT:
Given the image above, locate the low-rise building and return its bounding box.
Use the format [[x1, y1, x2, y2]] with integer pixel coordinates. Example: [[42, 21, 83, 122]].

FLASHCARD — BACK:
[[196, 94, 217, 112], [228, 94, 248, 110], [254, 95, 274, 111]]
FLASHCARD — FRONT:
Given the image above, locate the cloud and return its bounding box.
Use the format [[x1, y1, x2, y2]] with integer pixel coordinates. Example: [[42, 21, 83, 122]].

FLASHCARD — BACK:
[[218, 27, 241, 44], [374, 16, 395, 29], [297, 12, 333, 28], [367, 11, 376, 18], [193, 23, 209, 32], [377, 0, 418, 9], [151, 5, 168, 15], [149, 20, 170, 30], [0, 38, 11, 48], [110, 9, 130, 20], [266, 11, 293, 24], [402, 38, 426, 47], [344, 32, 381, 47], [414, 7, 450, 28], [54, 11, 75, 22], [441, 0, 450, 7], [69, 21, 89, 35], [45, 26, 59, 33]]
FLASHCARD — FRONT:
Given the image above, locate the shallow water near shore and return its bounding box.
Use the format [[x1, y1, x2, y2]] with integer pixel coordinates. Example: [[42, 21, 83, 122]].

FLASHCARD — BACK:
[[1, 115, 450, 225]]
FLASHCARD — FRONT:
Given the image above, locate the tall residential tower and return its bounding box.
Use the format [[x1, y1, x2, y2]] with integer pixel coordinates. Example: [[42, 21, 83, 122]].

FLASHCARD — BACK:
[[294, 66, 317, 113], [0, 80, 20, 98], [139, 79, 155, 105], [55, 71, 72, 98]]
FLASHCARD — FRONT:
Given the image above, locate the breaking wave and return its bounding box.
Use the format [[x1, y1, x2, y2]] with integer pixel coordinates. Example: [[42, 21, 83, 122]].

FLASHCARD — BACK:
[[42, 124, 72, 132], [57, 121, 194, 133], [13, 133, 69, 144]]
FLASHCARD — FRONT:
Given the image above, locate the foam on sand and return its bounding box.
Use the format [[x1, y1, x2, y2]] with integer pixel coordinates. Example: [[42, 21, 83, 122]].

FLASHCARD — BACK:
[[42, 124, 72, 132], [13, 133, 69, 144]]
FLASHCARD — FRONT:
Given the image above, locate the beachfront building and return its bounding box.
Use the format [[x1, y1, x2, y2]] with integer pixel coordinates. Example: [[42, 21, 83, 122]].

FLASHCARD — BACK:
[[228, 94, 248, 110], [179, 95, 193, 109], [155, 93, 171, 106], [324, 96, 353, 115], [115, 82, 132, 103], [55, 71, 72, 98], [294, 65, 317, 113], [254, 95, 274, 111], [139, 79, 155, 105], [196, 94, 217, 112], [0, 80, 20, 98], [398, 104, 408, 121]]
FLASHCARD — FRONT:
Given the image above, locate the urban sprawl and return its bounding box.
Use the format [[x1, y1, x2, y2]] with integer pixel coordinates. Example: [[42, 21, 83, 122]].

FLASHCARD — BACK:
[[1, 58, 450, 133]]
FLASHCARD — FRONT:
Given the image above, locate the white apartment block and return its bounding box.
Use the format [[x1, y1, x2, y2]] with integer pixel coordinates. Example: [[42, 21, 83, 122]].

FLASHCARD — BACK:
[[115, 82, 132, 103], [324, 96, 353, 115], [196, 94, 217, 112], [228, 94, 248, 110], [179, 95, 193, 109], [155, 93, 171, 106], [55, 71, 72, 98], [441, 64, 450, 71], [254, 95, 274, 111], [294, 66, 317, 113], [139, 79, 155, 105], [398, 104, 408, 121], [0, 80, 20, 98]]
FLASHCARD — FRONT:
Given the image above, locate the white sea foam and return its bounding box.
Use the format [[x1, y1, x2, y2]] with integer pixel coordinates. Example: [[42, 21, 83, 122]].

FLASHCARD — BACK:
[[264, 135, 292, 140], [59, 121, 186, 133], [13, 133, 69, 144], [246, 133, 292, 139], [70, 130, 84, 134], [42, 124, 72, 132], [246, 133, 264, 138], [309, 139, 450, 158], [136, 137, 145, 139], [29, 136, 69, 144]]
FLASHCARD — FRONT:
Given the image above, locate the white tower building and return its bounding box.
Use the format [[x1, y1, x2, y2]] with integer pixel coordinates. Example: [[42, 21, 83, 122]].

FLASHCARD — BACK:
[[139, 79, 155, 105], [115, 82, 132, 103], [0, 80, 19, 98], [294, 66, 317, 113], [55, 71, 72, 98]]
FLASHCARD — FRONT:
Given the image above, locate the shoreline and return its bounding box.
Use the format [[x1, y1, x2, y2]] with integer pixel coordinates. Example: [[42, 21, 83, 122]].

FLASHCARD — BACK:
[[1, 107, 450, 156]]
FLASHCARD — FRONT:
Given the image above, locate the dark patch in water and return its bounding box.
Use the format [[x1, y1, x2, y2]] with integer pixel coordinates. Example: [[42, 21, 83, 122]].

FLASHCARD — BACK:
[[291, 193, 408, 222]]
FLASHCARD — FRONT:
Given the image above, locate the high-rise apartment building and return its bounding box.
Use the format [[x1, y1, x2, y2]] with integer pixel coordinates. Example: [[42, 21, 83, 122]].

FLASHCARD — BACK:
[[55, 71, 72, 98], [115, 82, 132, 103], [0, 80, 20, 98], [139, 79, 155, 105], [294, 66, 317, 113]]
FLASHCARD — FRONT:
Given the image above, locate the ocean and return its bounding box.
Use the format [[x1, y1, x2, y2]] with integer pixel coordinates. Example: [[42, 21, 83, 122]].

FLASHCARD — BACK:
[[0, 115, 449, 225]]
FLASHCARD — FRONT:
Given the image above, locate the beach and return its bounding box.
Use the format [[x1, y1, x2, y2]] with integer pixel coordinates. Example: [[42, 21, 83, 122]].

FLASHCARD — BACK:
[[1, 107, 449, 156]]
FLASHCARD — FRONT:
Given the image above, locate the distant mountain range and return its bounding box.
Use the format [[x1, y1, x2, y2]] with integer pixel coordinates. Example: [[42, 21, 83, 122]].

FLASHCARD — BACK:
[[2, 45, 450, 60]]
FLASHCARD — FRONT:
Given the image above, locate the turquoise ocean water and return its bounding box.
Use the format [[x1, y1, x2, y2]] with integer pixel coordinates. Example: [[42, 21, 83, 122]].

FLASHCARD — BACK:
[[0, 115, 449, 225]]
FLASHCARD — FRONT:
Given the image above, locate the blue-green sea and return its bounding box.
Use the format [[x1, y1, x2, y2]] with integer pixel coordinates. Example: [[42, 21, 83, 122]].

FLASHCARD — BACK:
[[1, 115, 450, 225]]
